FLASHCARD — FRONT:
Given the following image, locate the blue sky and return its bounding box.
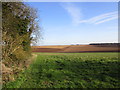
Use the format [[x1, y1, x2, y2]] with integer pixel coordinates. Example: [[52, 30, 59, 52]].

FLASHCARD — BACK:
[[27, 2, 118, 45]]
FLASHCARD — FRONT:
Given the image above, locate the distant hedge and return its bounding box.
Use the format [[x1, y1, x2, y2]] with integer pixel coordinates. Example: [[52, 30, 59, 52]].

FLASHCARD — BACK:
[[2, 2, 40, 66], [89, 43, 120, 46]]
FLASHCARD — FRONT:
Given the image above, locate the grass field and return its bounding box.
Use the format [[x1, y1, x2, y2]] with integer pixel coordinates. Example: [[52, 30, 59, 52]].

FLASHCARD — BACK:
[[3, 53, 120, 88]]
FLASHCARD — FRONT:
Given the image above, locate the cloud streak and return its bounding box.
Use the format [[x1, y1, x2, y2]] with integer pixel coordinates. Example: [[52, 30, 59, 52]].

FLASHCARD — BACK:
[[61, 3, 82, 24], [79, 11, 118, 24], [61, 3, 118, 25]]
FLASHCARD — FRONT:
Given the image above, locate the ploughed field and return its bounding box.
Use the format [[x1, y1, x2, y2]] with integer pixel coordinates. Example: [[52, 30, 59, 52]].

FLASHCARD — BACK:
[[32, 45, 119, 53], [4, 53, 120, 88]]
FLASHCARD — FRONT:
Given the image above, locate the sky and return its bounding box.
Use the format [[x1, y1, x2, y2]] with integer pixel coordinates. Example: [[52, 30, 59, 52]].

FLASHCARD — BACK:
[[27, 2, 118, 46]]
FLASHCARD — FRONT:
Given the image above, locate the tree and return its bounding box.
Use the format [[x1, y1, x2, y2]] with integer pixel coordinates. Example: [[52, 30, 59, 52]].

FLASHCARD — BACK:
[[2, 2, 40, 66]]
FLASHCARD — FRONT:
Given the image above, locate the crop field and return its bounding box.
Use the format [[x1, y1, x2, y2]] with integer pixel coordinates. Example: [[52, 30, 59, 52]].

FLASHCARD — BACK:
[[32, 45, 119, 53], [4, 53, 120, 88]]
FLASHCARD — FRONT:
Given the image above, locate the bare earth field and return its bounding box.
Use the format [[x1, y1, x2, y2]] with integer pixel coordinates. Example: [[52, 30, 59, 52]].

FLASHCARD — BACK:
[[32, 45, 120, 53]]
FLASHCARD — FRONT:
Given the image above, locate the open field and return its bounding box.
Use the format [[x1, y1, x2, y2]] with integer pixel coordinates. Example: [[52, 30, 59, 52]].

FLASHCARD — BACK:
[[3, 53, 120, 88], [32, 45, 120, 53]]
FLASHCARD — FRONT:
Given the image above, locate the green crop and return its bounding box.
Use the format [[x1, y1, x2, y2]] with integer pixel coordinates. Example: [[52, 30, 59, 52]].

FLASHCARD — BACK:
[[3, 53, 120, 88]]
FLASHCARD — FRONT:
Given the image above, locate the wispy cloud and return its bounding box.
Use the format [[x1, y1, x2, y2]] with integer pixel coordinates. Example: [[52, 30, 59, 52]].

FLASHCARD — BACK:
[[61, 3, 118, 25], [61, 3, 82, 24], [79, 11, 118, 24]]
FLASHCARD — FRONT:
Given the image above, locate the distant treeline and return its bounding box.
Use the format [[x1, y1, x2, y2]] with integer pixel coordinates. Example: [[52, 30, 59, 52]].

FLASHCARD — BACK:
[[89, 43, 120, 46]]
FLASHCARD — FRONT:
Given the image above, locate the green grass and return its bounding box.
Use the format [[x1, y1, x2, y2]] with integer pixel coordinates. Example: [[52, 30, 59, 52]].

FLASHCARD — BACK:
[[4, 53, 120, 88]]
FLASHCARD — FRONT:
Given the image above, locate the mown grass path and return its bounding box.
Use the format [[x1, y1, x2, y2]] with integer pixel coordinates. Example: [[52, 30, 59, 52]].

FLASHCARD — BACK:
[[4, 53, 120, 88]]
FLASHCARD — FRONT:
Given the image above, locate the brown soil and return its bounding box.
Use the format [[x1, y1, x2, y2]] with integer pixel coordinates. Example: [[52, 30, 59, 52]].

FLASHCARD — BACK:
[[32, 45, 120, 53]]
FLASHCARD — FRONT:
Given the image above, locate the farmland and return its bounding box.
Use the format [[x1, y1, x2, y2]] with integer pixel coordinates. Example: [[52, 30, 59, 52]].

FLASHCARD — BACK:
[[32, 44, 119, 53], [3, 53, 120, 88]]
